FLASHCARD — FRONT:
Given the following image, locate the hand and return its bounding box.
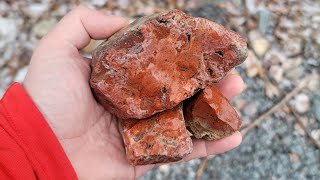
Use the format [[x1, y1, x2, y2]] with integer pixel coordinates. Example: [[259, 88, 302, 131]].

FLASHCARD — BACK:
[[24, 6, 244, 179]]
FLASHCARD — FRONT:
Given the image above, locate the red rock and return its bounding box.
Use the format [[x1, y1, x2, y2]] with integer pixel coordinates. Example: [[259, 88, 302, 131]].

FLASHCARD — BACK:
[[121, 104, 192, 165], [90, 9, 248, 119], [184, 85, 241, 140]]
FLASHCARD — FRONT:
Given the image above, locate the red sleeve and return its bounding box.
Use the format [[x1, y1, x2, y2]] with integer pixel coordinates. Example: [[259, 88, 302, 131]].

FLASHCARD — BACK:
[[0, 83, 77, 180]]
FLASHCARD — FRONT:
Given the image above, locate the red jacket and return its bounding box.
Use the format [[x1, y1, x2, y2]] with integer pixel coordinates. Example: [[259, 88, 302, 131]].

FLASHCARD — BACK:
[[0, 83, 77, 179]]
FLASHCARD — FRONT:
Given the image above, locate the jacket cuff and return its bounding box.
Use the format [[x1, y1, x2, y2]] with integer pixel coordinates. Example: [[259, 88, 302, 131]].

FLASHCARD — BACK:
[[0, 83, 77, 179]]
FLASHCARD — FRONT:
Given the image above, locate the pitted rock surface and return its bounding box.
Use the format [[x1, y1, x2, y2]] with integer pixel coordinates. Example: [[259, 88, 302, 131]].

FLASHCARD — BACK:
[[90, 9, 247, 165], [121, 104, 192, 165], [90, 9, 247, 120], [184, 84, 241, 140]]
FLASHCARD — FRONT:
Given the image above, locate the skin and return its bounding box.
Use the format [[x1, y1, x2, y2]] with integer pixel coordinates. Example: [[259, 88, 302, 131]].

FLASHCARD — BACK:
[[23, 6, 244, 180]]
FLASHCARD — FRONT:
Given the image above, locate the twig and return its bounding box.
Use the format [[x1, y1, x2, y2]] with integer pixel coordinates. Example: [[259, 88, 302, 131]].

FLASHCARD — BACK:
[[195, 158, 208, 180], [241, 74, 313, 137], [290, 107, 320, 149]]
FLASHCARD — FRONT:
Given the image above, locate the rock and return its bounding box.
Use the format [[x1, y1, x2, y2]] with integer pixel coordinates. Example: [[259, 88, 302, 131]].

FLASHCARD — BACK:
[[245, 0, 258, 15], [186, 4, 228, 25], [184, 85, 241, 140], [121, 104, 192, 165], [269, 65, 283, 83], [0, 18, 17, 49], [234, 98, 247, 110], [307, 72, 319, 92], [288, 153, 300, 163], [249, 31, 269, 56], [243, 50, 263, 78], [243, 102, 258, 117], [294, 123, 305, 136], [312, 98, 320, 121], [91, 0, 109, 7], [0, 68, 13, 87], [118, 0, 129, 9], [282, 57, 302, 71], [283, 38, 302, 56], [91, 9, 248, 119], [313, 30, 320, 47], [0, 88, 4, 99], [14, 66, 28, 82], [32, 19, 57, 38], [258, 8, 270, 34], [24, 3, 50, 18], [159, 164, 170, 173], [290, 94, 310, 114], [285, 66, 305, 80], [311, 129, 320, 141]]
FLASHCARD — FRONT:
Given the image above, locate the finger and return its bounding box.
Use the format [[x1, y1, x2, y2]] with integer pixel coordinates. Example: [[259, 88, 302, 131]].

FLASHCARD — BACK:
[[215, 74, 245, 99], [184, 131, 242, 160], [39, 6, 128, 52]]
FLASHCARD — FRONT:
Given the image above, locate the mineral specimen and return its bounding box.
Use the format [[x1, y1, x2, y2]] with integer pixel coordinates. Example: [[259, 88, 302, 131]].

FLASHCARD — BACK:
[[121, 104, 192, 165], [91, 9, 247, 165], [184, 84, 241, 140], [90, 9, 248, 119]]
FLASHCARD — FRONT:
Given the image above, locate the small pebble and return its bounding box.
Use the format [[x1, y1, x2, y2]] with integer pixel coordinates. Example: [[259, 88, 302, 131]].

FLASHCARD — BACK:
[[25, 3, 50, 18], [14, 66, 28, 82], [290, 94, 310, 114], [32, 19, 57, 38], [243, 103, 257, 117], [158, 165, 170, 173], [312, 98, 320, 121], [269, 65, 283, 83]]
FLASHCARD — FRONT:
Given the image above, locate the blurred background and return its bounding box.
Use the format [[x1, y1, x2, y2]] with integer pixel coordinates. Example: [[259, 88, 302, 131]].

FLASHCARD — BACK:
[[0, 0, 319, 179]]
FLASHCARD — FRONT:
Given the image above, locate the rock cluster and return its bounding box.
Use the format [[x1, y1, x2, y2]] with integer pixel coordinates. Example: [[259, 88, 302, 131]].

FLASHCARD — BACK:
[[90, 9, 247, 165]]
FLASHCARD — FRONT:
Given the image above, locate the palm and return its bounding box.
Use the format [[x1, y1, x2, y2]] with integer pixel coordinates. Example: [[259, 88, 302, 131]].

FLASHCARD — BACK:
[[25, 46, 142, 179], [23, 6, 243, 179]]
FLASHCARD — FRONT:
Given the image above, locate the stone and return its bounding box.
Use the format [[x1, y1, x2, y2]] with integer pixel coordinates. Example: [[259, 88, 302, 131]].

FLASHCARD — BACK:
[[121, 104, 192, 165], [269, 65, 283, 83], [234, 98, 247, 110], [290, 94, 310, 114], [243, 50, 263, 78], [184, 85, 241, 140], [32, 18, 57, 38], [243, 102, 258, 117], [0, 18, 17, 49], [91, 9, 248, 119], [25, 3, 50, 18], [265, 81, 280, 98], [249, 30, 269, 56], [14, 66, 28, 82], [312, 98, 320, 121], [258, 8, 270, 34]]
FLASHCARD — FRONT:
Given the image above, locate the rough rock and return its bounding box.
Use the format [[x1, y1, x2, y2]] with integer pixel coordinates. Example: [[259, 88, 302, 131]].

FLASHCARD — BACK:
[[90, 9, 248, 119], [121, 104, 192, 165], [184, 85, 241, 140], [290, 93, 310, 114]]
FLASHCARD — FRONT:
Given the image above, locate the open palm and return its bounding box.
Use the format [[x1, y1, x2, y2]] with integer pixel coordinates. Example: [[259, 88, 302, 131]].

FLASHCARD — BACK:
[[23, 6, 243, 179]]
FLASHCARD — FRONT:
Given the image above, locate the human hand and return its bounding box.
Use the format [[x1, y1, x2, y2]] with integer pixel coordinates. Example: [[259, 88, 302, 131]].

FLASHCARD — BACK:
[[23, 6, 244, 179]]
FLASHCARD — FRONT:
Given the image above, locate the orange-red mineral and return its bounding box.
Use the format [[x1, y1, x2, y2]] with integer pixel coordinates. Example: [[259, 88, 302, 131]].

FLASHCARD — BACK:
[[90, 9, 248, 119], [184, 85, 241, 140], [121, 104, 192, 165]]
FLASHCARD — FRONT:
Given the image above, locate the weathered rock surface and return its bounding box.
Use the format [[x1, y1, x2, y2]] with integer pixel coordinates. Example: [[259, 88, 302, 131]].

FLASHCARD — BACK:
[[184, 85, 241, 140], [90, 9, 248, 119], [121, 104, 192, 165]]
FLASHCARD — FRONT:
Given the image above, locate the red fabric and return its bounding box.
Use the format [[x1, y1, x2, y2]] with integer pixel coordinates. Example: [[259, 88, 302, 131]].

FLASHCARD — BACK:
[[0, 83, 77, 180]]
